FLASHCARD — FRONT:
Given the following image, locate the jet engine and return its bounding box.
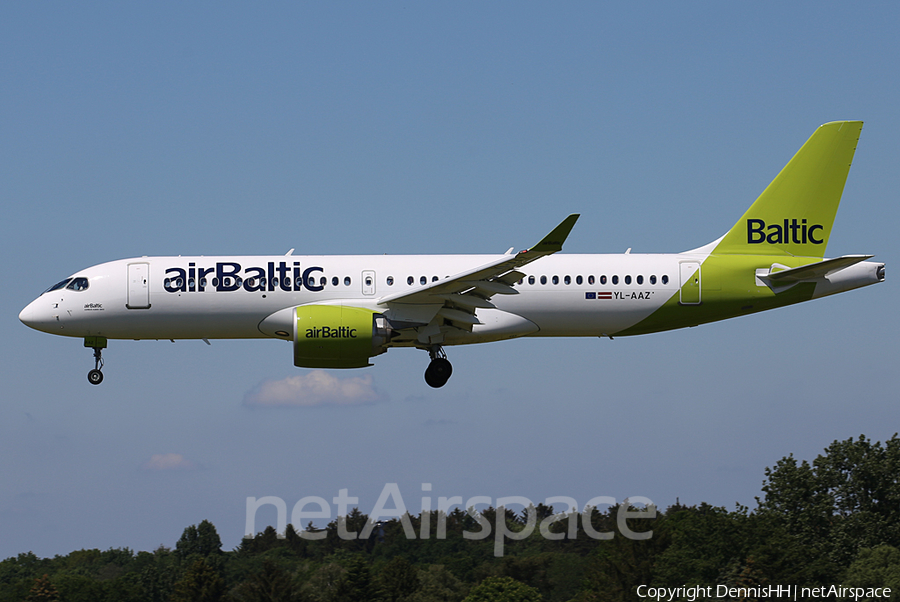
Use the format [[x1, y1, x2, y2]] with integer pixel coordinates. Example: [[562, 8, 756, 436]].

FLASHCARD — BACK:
[[292, 305, 393, 368]]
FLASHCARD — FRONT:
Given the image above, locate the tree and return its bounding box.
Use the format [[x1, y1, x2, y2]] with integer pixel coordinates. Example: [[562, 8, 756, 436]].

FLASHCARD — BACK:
[[758, 434, 900, 568], [170, 558, 226, 602], [651, 504, 753, 586], [24, 575, 60, 602], [843, 545, 900, 593], [462, 576, 541, 602], [408, 565, 466, 602], [139, 563, 173, 602], [176, 520, 224, 559], [232, 559, 295, 602], [345, 554, 376, 602], [376, 556, 419, 601], [302, 562, 349, 602]]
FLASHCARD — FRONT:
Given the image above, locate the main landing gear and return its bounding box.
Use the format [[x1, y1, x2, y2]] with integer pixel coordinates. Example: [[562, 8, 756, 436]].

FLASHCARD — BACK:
[[84, 336, 107, 385], [424, 346, 452, 388]]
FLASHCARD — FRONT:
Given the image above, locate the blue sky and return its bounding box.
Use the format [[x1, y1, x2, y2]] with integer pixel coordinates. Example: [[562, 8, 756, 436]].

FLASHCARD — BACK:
[[2, 2, 899, 558]]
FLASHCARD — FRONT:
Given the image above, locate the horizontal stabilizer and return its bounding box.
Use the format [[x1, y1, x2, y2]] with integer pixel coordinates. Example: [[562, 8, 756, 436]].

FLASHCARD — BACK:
[[762, 255, 874, 283]]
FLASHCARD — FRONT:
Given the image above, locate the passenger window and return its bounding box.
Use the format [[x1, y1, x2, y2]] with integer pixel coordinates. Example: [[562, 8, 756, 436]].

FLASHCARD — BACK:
[[588, 275, 595, 285], [540, 275, 547, 285], [295, 276, 303, 288], [432, 276, 438, 282], [332, 276, 339, 286], [407, 276, 414, 285], [66, 277, 90, 291], [552, 275, 559, 285], [344, 276, 351, 286], [564, 275, 571, 285], [528, 276, 535, 285], [612, 275, 619, 285], [576, 275, 583, 285], [650, 275, 657, 284], [320, 277, 327, 286], [420, 276, 427, 285], [624, 275, 632, 285], [637, 275, 644, 285], [662, 275, 669, 284], [600, 275, 607, 285], [517, 279, 524, 285], [387, 276, 394, 286]]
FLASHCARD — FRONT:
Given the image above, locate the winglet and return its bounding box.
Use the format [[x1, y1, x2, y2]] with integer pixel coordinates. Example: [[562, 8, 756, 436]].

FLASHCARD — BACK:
[[525, 214, 580, 254]]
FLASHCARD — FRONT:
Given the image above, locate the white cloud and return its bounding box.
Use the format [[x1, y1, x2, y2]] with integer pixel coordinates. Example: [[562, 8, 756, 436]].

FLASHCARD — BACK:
[[141, 453, 196, 471], [243, 370, 384, 408]]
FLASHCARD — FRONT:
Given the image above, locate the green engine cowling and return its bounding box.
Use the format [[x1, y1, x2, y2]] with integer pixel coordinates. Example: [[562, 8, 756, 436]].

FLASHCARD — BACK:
[[293, 305, 393, 369]]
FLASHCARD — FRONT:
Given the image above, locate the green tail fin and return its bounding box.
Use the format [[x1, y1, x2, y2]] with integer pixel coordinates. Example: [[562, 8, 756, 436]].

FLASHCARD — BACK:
[[714, 121, 863, 257]]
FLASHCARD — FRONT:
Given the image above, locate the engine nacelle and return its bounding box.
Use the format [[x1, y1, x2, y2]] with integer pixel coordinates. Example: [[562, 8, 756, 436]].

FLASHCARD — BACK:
[[293, 305, 392, 368]]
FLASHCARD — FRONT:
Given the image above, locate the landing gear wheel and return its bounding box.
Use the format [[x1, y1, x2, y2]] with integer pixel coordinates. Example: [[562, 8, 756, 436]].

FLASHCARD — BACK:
[[88, 369, 104, 385], [85, 337, 107, 385], [424, 357, 452, 388]]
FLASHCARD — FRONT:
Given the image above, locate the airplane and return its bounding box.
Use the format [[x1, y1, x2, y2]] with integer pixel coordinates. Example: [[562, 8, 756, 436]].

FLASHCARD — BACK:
[[19, 121, 884, 388]]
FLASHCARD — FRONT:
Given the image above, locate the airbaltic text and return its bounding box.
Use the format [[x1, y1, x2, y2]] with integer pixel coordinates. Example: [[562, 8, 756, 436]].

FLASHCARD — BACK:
[[747, 218, 824, 245], [163, 262, 325, 293], [305, 326, 357, 339]]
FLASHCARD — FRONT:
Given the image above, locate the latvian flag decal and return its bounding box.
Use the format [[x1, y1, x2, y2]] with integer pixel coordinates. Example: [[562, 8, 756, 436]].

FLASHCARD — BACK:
[[585, 292, 613, 300]]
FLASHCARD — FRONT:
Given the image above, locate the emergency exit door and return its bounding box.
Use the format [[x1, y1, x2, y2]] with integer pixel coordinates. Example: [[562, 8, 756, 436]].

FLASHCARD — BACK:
[[127, 262, 151, 309], [679, 261, 701, 305]]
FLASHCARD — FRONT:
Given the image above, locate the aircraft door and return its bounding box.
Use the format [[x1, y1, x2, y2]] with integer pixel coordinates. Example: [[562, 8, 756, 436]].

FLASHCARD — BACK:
[[362, 270, 376, 296], [679, 261, 701, 305], [127, 262, 151, 309]]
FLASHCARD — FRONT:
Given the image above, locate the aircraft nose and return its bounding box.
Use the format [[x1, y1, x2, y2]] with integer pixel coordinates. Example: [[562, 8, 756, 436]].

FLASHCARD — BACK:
[[19, 298, 53, 332], [19, 303, 35, 327]]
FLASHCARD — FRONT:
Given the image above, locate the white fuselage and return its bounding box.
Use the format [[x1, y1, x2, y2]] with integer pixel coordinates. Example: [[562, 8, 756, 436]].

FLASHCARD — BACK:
[[20, 248, 885, 354], [19, 253, 685, 343]]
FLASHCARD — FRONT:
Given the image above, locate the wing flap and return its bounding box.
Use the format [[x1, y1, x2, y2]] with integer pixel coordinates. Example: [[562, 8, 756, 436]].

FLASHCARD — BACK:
[[434, 294, 496, 309]]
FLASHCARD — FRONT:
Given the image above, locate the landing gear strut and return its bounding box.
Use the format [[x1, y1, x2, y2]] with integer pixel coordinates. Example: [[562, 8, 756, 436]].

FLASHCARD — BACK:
[[84, 336, 107, 385], [424, 346, 452, 388]]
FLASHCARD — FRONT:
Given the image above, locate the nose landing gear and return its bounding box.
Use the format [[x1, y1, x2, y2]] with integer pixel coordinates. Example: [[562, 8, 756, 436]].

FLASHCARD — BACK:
[[424, 346, 452, 388], [84, 336, 107, 385]]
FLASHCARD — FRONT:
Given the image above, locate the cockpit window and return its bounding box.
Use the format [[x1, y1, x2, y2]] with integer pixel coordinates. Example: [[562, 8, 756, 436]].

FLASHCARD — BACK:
[[66, 277, 90, 291], [44, 278, 73, 294]]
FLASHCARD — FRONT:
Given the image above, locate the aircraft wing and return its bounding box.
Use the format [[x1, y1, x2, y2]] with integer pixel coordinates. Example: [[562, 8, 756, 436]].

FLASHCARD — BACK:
[[377, 214, 579, 313]]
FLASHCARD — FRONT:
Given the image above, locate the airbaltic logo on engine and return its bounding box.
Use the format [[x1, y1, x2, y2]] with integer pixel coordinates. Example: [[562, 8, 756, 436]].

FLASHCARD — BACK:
[[163, 262, 324, 293], [305, 326, 357, 339], [747, 218, 824, 245]]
